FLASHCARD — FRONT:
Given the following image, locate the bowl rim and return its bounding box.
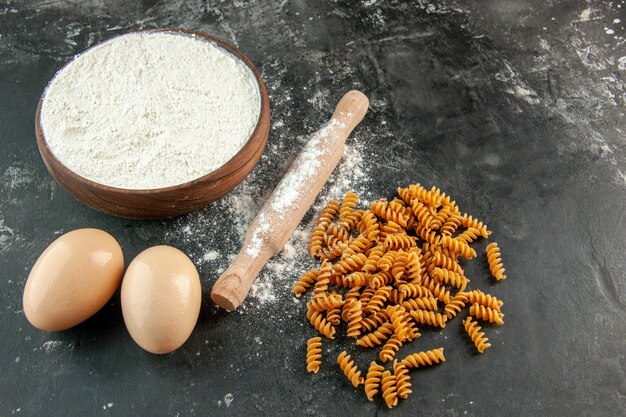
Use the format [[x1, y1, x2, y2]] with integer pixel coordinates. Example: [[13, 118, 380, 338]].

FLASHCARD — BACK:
[[35, 28, 268, 194]]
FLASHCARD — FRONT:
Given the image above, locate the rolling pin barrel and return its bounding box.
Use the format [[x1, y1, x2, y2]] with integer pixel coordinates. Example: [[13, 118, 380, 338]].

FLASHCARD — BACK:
[[211, 90, 369, 310]]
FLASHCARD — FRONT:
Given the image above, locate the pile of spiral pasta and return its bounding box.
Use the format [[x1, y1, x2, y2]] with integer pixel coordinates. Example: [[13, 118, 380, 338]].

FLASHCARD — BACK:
[[292, 183, 507, 408]]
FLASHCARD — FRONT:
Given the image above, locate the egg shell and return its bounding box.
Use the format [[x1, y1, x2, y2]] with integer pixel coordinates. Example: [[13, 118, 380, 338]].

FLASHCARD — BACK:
[[23, 228, 124, 331], [121, 245, 201, 354]]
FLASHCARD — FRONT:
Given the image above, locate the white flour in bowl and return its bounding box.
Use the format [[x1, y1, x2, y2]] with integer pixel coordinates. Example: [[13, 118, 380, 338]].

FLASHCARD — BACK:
[[39, 31, 261, 189]]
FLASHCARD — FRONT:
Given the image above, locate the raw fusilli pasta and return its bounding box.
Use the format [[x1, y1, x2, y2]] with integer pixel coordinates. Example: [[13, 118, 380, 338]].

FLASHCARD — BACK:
[[306, 337, 322, 373], [365, 361, 385, 400], [401, 348, 446, 369], [468, 289, 503, 312], [464, 316, 491, 353], [337, 351, 363, 388], [486, 242, 507, 280], [380, 370, 397, 408], [393, 360, 412, 399], [469, 303, 504, 325], [297, 185, 508, 408]]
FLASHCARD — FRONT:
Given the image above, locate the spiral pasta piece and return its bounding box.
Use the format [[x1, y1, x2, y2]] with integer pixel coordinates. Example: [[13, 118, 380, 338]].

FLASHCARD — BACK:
[[380, 370, 398, 408], [292, 268, 320, 298], [307, 308, 336, 339], [486, 242, 506, 281], [408, 309, 447, 328], [469, 303, 504, 325], [347, 300, 363, 338], [325, 223, 351, 243], [378, 221, 404, 241], [384, 234, 417, 250], [410, 200, 435, 229], [364, 286, 392, 314], [415, 224, 441, 245], [313, 260, 332, 296], [401, 296, 438, 311], [469, 289, 503, 312], [385, 305, 409, 340], [429, 205, 452, 231], [359, 287, 376, 306], [404, 183, 444, 207], [444, 292, 469, 319], [377, 250, 398, 271], [333, 253, 368, 275], [456, 226, 483, 244], [420, 280, 451, 304], [441, 235, 476, 259], [320, 242, 346, 261], [308, 293, 344, 311], [317, 199, 340, 226], [309, 225, 326, 257], [388, 288, 406, 304], [326, 307, 341, 325], [388, 197, 407, 209], [344, 271, 369, 287], [360, 243, 384, 274], [364, 361, 385, 400], [379, 334, 403, 362], [323, 236, 348, 257], [356, 322, 394, 348], [360, 309, 390, 332], [390, 250, 410, 280], [393, 360, 412, 399], [401, 348, 445, 369], [342, 287, 362, 322], [464, 316, 491, 353], [371, 200, 410, 228], [337, 351, 363, 388], [359, 210, 380, 241], [368, 271, 393, 289], [405, 250, 423, 283], [397, 282, 431, 299], [460, 214, 491, 238], [338, 191, 358, 225], [440, 214, 462, 236], [397, 186, 413, 205], [306, 337, 322, 373], [342, 235, 371, 258], [431, 267, 468, 291], [403, 323, 421, 342], [429, 250, 463, 274]]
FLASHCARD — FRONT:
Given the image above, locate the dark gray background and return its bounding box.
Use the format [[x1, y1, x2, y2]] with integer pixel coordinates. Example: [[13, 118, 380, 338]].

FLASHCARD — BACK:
[[1, 1, 625, 416]]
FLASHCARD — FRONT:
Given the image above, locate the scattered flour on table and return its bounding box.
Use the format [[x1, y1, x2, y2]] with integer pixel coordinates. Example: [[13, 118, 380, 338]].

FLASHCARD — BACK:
[[0, 218, 16, 252], [202, 250, 220, 262], [42, 340, 74, 354], [40, 31, 261, 189]]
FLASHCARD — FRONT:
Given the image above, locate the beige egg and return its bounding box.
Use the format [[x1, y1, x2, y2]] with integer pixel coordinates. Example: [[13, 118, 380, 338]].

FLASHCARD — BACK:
[[121, 245, 201, 354], [23, 228, 124, 331]]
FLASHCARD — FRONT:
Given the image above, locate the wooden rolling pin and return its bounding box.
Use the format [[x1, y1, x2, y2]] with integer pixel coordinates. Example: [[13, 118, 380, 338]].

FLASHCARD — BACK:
[[211, 90, 369, 310]]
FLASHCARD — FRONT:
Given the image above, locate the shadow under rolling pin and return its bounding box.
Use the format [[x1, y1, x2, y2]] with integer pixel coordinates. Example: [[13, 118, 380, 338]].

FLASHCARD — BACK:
[[211, 90, 369, 311]]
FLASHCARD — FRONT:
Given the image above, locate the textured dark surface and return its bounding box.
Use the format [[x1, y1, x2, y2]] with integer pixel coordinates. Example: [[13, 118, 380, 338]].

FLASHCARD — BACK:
[[1, 1, 625, 416]]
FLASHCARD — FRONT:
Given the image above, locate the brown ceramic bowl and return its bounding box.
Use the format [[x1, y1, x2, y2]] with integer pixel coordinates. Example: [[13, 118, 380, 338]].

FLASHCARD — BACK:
[[35, 28, 269, 219]]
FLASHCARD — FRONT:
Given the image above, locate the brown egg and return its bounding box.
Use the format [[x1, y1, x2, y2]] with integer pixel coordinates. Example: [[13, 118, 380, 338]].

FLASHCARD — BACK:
[[121, 245, 201, 354], [23, 228, 124, 331]]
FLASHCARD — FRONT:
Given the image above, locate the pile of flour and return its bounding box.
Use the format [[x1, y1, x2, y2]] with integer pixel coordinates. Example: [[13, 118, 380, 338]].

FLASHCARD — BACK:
[[40, 31, 261, 189]]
